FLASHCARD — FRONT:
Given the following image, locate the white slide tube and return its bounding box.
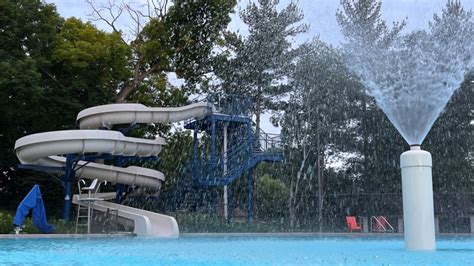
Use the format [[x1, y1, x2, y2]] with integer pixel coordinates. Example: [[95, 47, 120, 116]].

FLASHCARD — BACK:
[[77, 102, 214, 129], [15, 130, 165, 188], [400, 146, 436, 250]]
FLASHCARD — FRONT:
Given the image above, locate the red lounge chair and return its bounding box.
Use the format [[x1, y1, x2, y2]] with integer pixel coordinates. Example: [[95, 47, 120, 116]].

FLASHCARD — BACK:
[[346, 216, 362, 232]]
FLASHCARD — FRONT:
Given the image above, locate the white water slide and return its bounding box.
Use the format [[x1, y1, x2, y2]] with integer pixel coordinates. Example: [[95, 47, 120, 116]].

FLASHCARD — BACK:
[[14, 102, 214, 237]]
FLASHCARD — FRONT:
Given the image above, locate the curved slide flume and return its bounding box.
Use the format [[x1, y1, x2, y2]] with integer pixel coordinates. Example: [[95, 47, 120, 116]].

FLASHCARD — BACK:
[[14, 102, 213, 237]]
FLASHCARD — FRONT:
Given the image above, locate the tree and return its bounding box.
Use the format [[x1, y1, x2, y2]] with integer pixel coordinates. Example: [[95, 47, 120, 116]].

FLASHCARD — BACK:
[[46, 17, 131, 128], [336, 0, 405, 48], [336, 0, 474, 222], [423, 1, 474, 220], [0, 0, 63, 209], [336, 0, 407, 217], [87, 0, 237, 102], [281, 40, 366, 230], [256, 174, 289, 221], [0, 1, 133, 213], [52, 18, 130, 103], [214, 0, 307, 136]]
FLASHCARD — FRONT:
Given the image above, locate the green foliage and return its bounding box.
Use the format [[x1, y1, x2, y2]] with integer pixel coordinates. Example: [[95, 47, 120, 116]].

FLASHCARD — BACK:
[[175, 213, 290, 233], [0, 211, 14, 234], [336, 0, 406, 47], [165, 0, 237, 81], [0, 1, 129, 213], [157, 132, 194, 189], [0, 0, 61, 210], [335, 0, 408, 217], [214, 0, 307, 131], [426, 73, 474, 194], [50, 17, 130, 111], [53, 18, 130, 83], [256, 174, 289, 219], [281, 39, 368, 228], [115, 0, 237, 102], [0, 0, 62, 62], [0, 210, 75, 234]]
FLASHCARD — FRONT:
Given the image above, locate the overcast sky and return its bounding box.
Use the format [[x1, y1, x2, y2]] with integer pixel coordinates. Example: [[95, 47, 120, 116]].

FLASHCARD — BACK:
[[48, 0, 474, 46], [45, 0, 474, 133]]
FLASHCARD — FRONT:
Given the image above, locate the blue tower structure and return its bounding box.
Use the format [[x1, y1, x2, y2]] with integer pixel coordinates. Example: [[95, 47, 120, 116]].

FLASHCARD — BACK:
[[180, 96, 283, 222]]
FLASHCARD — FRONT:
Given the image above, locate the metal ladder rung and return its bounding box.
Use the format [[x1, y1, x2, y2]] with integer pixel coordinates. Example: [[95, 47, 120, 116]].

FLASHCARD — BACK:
[[75, 179, 104, 234]]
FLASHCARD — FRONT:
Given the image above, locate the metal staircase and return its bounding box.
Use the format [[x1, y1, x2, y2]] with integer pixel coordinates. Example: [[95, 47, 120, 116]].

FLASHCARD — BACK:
[[163, 95, 284, 220], [192, 128, 282, 186]]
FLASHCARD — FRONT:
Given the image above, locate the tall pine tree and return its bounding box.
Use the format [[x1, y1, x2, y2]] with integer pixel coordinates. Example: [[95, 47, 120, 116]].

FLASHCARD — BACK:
[[215, 0, 307, 136]]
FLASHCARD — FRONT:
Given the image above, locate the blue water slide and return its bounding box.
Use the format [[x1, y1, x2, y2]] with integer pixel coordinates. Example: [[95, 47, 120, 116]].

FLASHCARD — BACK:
[[13, 185, 54, 233]]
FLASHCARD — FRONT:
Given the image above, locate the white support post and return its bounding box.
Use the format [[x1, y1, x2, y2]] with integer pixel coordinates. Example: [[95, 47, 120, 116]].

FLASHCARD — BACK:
[[470, 215, 474, 234], [362, 217, 369, 233], [400, 146, 435, 250], [223, 123, 228, 221], [434, 216, 440, 233], [398, 217, 404, 233]]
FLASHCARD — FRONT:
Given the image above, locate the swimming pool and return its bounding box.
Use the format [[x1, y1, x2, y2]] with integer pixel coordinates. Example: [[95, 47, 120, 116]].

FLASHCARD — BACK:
[[0, 236, 473, 265]]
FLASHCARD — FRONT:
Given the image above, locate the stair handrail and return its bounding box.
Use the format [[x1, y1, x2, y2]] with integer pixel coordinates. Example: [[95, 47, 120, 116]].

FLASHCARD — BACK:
[[370, 216, 395, 232], [379, 216, 395, 231], [257, 128, 281, 153]]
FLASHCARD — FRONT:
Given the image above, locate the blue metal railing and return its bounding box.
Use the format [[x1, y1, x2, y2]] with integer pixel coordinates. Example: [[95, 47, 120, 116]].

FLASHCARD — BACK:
[[207, 94, 253, 116], [190, 127, 283, 186], [256, 129, 282, 153]]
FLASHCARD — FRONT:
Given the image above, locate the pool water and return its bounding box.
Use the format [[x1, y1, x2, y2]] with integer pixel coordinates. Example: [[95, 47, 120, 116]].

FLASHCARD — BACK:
[[0, 236, 473, 265]]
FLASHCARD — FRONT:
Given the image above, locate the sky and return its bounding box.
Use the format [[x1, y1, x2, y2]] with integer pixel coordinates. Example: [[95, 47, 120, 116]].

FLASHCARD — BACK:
[[48, 0, 474, 46], [45, 0, 474, 133]]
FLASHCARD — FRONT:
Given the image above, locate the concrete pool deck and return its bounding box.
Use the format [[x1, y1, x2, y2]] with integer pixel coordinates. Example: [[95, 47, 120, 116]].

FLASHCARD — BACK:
[[1, 232, 473, 238]]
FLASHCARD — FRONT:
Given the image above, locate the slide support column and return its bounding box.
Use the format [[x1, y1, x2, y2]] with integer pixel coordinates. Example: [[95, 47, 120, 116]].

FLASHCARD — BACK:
[[247, 167, 254, 223], [210, 116, 216, 175], [115, 156, 125, 203], [223, 122, 228, 222], [210, 188, 217, 219], [193, 128, 198, 180], [63, 154, 74, 221], [227, 184, 233, 224]]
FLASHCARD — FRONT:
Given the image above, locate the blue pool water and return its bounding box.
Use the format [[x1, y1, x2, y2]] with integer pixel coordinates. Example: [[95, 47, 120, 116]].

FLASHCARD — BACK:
[[0, 236, 473, 265]]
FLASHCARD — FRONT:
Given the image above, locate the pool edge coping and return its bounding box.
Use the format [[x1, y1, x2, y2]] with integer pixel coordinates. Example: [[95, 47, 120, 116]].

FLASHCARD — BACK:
[[1, 232, 473, 239], [0, 233, 135, 239]]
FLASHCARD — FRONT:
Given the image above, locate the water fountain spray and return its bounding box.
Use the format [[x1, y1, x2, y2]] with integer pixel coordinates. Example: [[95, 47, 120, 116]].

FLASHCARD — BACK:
[[342, 9, 473, 250]]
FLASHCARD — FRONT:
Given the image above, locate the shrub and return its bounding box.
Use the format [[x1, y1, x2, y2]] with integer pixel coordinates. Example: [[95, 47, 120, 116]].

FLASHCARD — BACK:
[[0, 211, 14, 234]]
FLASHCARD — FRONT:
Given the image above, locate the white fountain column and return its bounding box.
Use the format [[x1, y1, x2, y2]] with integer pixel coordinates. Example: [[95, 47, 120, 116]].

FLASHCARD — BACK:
[[400, 145, 435, 251]]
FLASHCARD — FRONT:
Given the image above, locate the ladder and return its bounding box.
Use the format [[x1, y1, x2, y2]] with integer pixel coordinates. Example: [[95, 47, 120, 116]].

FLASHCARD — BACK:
[[75, 179, 103, 234]]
